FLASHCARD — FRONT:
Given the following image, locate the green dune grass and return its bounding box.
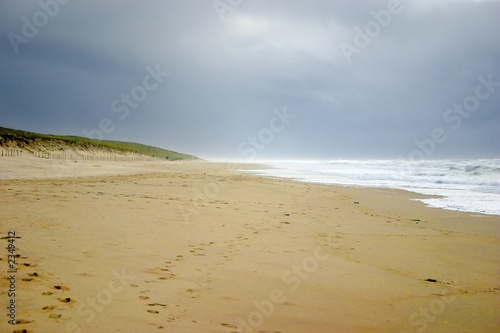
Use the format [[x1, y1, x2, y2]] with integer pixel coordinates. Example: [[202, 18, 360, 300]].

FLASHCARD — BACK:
[[0, 127, 198, 161]]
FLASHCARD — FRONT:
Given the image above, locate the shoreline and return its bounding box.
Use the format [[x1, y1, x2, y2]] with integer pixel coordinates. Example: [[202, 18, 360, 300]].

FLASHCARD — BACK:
[[240, 160, 500, 217], [1, 157, 499, 332]]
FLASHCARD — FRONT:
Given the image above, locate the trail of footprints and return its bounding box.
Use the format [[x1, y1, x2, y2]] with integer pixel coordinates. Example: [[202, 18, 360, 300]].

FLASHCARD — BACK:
[[134, 235, 254, 329], [133, 259, 180, 328], [3, 249, 74, 333]]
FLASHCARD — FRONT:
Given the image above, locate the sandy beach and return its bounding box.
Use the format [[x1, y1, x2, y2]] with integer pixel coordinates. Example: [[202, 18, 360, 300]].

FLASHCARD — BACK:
[[1, 157, 499, 333]]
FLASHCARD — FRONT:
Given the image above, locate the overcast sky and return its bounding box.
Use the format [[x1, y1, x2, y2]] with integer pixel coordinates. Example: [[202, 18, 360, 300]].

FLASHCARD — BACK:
[[0, 0, 499, 160]]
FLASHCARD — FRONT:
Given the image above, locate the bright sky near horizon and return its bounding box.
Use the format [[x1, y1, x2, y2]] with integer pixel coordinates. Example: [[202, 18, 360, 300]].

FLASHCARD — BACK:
[[0, 0, 499, 160]]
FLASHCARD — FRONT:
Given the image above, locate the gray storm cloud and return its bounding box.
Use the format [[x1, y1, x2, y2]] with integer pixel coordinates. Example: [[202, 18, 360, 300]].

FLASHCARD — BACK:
[[0, 0, 499, 160]]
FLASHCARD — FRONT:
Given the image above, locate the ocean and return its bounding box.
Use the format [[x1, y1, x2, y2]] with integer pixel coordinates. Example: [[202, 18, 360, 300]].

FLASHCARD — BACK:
[[245, 159, 500, 216]]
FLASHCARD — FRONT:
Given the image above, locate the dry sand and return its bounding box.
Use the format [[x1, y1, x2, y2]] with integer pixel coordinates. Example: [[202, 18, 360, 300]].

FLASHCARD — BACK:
[[0, 156, 499, 333]]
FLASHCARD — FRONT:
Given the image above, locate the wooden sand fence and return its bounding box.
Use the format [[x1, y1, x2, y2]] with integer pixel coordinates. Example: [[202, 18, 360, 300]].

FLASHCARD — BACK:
[[0, 148, 23, 157], [31, 151, 156, 161], [0, 148, 157, 161]]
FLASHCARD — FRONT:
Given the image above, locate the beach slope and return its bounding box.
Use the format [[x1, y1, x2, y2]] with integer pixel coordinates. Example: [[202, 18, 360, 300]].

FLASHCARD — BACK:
[[0, 157, 498, 333]]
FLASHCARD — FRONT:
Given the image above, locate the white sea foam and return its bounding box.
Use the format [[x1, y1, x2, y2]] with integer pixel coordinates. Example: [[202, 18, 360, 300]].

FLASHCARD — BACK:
[[244, 159, 500, 216]]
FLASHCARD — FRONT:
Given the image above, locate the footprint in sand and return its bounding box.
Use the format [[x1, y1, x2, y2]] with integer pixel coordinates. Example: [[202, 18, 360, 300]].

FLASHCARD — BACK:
[[186, 289, 201, 299], [54, 285, 69, 291], [158, 276, 174, 280], [148, 303, 167, 307], [57, 297, 72, 303], [138, 289, 151, 301]]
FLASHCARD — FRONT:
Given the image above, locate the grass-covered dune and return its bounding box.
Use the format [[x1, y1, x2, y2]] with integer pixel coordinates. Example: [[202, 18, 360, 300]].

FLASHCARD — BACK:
[[0, 127, 198, 161]]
